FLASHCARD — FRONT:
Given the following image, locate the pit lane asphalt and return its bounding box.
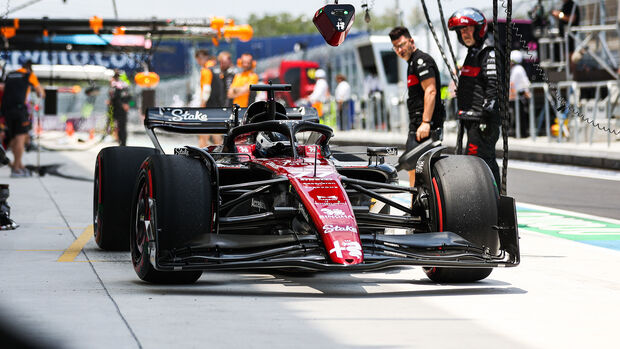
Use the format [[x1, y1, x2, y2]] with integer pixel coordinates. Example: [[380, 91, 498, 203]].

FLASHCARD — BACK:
[[0, 133, 619, 349]]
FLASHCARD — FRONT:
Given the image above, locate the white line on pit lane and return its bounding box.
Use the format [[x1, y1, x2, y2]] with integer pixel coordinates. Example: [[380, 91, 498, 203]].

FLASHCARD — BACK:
[[517, 202, 620, 225], [396, 181, 620, 224], [502, 159, 620, 181]]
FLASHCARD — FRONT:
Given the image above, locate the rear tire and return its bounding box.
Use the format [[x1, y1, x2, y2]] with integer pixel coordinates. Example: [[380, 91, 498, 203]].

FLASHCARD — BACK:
[[93, 146, 158, 251], [424, 155, 499, 283], [130, 154, 212, 284]]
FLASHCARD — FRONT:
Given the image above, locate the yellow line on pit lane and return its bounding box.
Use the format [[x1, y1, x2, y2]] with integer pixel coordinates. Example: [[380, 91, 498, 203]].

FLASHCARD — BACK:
[[57, 225, 93, 262]]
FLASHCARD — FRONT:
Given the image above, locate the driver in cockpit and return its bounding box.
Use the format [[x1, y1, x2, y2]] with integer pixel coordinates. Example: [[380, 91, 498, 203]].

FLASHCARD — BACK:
[[255, 132, 292, 158]]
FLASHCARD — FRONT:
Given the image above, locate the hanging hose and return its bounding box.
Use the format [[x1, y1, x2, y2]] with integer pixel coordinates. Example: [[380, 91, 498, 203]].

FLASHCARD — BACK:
[[420, 0, 458, 86], [431, 0, 464, 154], [492, 0, 506, 194], [500, 0, 512, 196], [435, 0, 459, 77]]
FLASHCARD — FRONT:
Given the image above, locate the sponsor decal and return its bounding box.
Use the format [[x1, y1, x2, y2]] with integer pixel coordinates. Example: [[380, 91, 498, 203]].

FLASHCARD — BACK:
[[417, 58, 423, 65], [300, 178, 338, 188], [415, 159, 424, 174], [323, 224, 357, 234], [251, 198, 267, 211], [174, 148, 189, 156], [460, 65, 481, 77], [304, 145, 320, 156], [167, 108, 209, 122], [460, 17, 470, 24], [319, 208, 354, 220], [317, 195, 339, 202], [237, 145, 251, 153], [329, 240, 362, 258], [467, 143, 479, 155]]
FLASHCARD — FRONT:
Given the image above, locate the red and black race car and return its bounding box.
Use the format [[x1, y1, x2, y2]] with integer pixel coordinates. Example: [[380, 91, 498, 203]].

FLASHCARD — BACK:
[[93, 84, 519, 284]]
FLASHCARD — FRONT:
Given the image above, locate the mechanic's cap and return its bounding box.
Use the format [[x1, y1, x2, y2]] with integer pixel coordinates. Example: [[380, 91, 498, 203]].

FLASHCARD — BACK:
[[315, 69, 326, 79], [510, 50, 523, 64]]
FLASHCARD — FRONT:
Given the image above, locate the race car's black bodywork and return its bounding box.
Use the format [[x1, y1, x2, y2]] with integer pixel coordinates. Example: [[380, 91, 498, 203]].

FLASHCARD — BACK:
[[93, 84, 519, 284]]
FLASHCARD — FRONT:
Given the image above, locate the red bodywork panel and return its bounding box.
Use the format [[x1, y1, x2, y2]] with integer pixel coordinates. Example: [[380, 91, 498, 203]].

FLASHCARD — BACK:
[[251, 149, 362, 265]]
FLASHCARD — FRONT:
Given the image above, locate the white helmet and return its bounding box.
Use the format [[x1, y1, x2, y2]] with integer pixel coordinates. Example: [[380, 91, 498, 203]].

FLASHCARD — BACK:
[[315, 69, 326, 79], [510, 50, 523, 64], [255, 132, 291, 157]]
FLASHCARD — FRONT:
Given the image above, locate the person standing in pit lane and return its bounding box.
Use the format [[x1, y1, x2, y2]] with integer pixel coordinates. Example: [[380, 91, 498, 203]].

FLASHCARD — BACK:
[[228, 53, 259, 108], [195, 49, 225, 148], [334, 73, 353, 130], [108, 71, 130, 147], [1, 60, 45, 177], [213, 51, 236, 108], [448, 7, 503, 186], [509, 50, 531, 137], [389, 26, 445, 186], [551, 0, 580, 72]]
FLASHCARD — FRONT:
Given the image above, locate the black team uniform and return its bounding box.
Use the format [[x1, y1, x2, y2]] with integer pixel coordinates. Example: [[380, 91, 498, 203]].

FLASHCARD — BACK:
[[405, 49, 445, 152], [213, 65, 236, 107], [110, 84, 130, 146], [1, 69, 33, 144], [558, 0, 580, 54], [457, 44, 502, 185]]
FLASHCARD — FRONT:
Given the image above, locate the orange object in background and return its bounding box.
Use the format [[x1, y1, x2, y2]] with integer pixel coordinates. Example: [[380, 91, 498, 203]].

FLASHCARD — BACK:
[[89, 16, 103, 34], [210, 17, 225, 31], [0, 18, 19, 39], [113, 26, 126, 35], [312, 101, 323, 117], [222, 24, 253, 42], [134, 72, 160, 88], [65, 121, 75, 137]]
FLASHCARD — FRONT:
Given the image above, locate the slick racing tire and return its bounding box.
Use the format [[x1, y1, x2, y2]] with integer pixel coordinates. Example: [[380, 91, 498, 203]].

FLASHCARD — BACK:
[[130, 154, 212, 284], [93, 146, 159, 251], [424, 155, 499, 283]]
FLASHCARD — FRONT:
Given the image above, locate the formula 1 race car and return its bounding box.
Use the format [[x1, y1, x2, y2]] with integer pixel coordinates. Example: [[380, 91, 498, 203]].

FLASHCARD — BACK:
[[93, 84, 520, 284]]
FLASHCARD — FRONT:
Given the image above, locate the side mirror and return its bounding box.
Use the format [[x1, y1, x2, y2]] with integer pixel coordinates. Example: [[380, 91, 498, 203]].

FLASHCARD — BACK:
[[313, 3, 355, 46], [367, 146, 397, 166]]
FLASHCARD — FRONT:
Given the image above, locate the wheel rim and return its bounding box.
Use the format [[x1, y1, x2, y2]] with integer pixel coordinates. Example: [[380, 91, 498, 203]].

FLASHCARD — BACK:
[[132, 178, 150, 266], [93, 161, 102, 242]]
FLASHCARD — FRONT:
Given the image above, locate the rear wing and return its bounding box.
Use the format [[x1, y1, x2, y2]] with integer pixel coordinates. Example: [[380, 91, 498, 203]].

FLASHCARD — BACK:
[[144, 106, 320, 153], [145, 106, 320, 134], [145, 107, 233, 134]]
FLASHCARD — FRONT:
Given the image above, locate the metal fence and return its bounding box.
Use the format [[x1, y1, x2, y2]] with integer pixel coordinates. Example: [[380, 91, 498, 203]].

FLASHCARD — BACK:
[[325, 80, 619, 147], [514, 80, 620, 146]]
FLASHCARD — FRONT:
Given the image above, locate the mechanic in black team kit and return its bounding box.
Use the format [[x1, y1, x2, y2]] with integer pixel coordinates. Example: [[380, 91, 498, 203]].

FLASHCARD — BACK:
[[448, 7, 502, 185], [389, 26, 445, 186]]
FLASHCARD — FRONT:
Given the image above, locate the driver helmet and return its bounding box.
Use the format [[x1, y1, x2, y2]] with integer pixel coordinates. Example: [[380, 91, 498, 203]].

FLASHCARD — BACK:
[[448, 7, 488, 47], [255, 131, 291, 157]]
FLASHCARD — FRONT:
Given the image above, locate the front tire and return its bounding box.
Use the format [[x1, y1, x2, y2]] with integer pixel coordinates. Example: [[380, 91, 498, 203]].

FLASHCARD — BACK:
[[130, 154, 212, 284], [424, 155, 499, 283], [93, 146, 158, 251]]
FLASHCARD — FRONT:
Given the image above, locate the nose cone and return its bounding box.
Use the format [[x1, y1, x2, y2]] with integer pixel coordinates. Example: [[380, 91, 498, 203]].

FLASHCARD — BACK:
[[327, 239, 363, 265]]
